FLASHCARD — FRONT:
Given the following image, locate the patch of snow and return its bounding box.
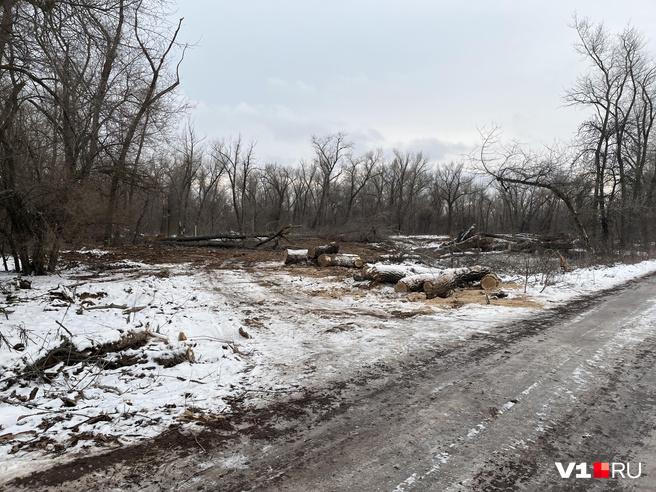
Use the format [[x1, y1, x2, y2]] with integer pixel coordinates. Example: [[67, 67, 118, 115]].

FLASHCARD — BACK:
[[521, 260, 656, 304], [466, 423, 486, 439], [499, 400, 516, 413]]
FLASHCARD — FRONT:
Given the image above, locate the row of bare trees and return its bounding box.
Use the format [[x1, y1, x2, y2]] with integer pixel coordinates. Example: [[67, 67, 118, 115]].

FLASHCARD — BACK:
[[123, 129, 570, 243], [1, 11, 655, 274], [125, 18, 655, 253]]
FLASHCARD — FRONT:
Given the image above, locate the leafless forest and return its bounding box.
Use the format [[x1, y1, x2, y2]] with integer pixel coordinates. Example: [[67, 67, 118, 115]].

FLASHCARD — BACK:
[[1, 1, 655, 275]]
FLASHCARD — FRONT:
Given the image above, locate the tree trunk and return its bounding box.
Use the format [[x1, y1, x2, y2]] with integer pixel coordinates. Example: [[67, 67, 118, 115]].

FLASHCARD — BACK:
[[317, 253, 363, 268], [395, 273, 443, 292], [285, 249, 309, 265], [308, 242, 339, 259], [362, 264, 409, 284], [424, 266, 492, 299]]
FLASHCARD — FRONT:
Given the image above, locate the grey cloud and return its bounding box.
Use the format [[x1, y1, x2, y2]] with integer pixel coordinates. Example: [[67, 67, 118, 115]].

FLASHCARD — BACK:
[[390, 138, 475, 162]]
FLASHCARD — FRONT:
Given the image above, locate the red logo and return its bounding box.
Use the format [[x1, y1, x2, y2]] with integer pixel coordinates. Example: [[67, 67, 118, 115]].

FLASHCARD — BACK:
[[593, 462, 610, 479]]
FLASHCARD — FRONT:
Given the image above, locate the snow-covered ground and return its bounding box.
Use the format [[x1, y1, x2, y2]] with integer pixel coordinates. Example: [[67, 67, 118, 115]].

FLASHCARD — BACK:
[[390, 234, 451, 250], [1, 252, 655, 481]]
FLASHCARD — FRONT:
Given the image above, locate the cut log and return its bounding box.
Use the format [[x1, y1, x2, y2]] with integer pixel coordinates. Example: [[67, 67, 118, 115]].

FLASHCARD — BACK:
[[424, 265, 492, 299], [362, 264, 413, 284], [395, 272, 444, 292], [308, 242, 339, 259], [363, 263, 434, 284], [284, 249, 309, 265], [480, 273, 501, 291], [317, 253, 363, 268]]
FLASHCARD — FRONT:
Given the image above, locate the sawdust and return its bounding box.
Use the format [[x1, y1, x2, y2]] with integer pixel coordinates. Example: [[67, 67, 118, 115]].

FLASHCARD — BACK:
[[405, 285, 543, 309]]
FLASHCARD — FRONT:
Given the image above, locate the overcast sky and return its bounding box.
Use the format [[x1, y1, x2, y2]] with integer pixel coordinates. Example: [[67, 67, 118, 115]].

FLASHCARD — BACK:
[[173, 0, 656, 164]]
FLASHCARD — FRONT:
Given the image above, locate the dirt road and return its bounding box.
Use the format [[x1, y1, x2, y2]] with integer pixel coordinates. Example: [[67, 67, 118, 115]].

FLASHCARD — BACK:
[[13, 274, 656, 491]]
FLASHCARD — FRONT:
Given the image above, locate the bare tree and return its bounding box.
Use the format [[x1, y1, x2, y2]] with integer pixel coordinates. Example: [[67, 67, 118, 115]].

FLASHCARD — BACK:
[[311, 133, 350, 229], [389, 150, 430, 232], [479, 128, 591, 247], [343, 150, 380, 223], [104, 4, 186, 242], [212, 137, 256, 232], [262, 164, 292, 229], [434, 162, 474, 234]]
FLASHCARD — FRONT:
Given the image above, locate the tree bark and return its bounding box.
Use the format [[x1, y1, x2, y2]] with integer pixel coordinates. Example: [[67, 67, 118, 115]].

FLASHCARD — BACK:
[[395, 273, 444, 292], [285, 249, 309, 265], [317, 253, 363, 268], [308, 242, 339, 259], [424, 266, 492, 299], [361, 264, 415, 284]]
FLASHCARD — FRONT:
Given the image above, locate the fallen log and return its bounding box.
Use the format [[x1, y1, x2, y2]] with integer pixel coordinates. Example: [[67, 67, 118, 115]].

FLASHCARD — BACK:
[[158, 226, 298, 250], [309, 242, 339, 259], [317, 253, 364, 268], [395, 272, 444, 292], [429, 232, 579, 256], [159, 233, 253, 242], [158, 239, 258, 249], [284, 249, 309, 265], [424, 265, 492, 299], [362, 263, 433, 284], [432, 234, 502, 255], [362, 264, 413, 284], [480, 273, 501, 291]]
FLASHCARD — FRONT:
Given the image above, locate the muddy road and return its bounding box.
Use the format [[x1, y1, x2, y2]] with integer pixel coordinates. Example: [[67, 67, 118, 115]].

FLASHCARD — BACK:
[[12, 274, 656, 491]]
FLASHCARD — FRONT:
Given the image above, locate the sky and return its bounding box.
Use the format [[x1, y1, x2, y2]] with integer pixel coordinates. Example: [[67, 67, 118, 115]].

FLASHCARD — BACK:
[[172, 0, 656, 164]]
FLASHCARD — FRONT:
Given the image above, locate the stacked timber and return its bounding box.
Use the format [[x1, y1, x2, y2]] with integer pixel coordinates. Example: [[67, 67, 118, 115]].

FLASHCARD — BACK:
[[423, 266, 492, 299], [317, 253, 364, 268], [309, 242, 339, 260]]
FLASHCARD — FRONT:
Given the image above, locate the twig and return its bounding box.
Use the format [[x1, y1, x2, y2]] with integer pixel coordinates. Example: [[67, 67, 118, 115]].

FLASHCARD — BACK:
[[84, 303, 129, 311], [193, 433, 206, 453], [55, 320, 73, 338]]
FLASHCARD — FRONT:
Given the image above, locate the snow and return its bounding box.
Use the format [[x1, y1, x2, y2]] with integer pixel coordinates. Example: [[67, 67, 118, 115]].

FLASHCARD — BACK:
[[389, 235, 451, 250], [517, 260, 656, 303], [364, 262, 436, 276], [0, 254, 655, 481]]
